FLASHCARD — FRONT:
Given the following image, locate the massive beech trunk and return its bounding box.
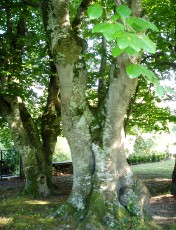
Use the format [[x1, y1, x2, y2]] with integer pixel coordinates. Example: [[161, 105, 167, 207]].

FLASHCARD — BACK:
[[41, 0, 150, 228], [0, 5, 61, 197]]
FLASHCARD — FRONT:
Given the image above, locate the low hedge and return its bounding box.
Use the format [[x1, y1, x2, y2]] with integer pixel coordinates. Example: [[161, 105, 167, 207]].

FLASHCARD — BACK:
[[127, 153, 168, 165]]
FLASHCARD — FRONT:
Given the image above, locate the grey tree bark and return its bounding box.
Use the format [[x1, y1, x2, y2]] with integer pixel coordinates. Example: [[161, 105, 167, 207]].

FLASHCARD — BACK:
[[41, 0, 150, 228], [0, 5, 61, 197]]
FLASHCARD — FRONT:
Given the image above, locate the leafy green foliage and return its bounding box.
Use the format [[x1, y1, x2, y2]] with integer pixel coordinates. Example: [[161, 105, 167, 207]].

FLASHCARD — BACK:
[[0, 122, 14, 149], [142, 0, 176, 94], [87, 4, 103, 20], [116, 5, 131, 18], [124, 63, 176, 134], [0, 150, 20, 176], [87, 4, 167, 96], [126, 64, 159, 84], [53, 137, 71, 162], [92, 23, 124, 41]]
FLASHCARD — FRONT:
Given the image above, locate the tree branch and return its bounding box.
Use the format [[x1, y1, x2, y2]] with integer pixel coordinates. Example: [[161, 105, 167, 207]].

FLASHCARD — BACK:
[[72, 0, 93, 30], [97, 36, 107, 107], [124, 84, 139, 134]]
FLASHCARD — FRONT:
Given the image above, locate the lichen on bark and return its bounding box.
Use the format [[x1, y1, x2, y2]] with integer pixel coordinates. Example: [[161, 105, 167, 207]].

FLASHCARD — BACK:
[[41, 0, 150, 228]]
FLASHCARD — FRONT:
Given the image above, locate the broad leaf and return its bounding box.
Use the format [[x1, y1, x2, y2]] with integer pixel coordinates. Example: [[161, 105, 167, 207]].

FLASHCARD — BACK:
[[147, 21, 159, 32], [126, 64, 142, 79], [87, 4, 103, 20], [139, 66, 159, 84], [128, 34, 143, 52], [126, 64, 158, 85], [127, 18, 146, 31], [116, 5, 131, 18], [126, 17, 159, 32], [117, 33, 131, 49], [125, 46, 138, 55], [110, 14, 120, 21], [112, 45, 123, 57], [140, 35, 156, 53], [92, 23, 124, 41]]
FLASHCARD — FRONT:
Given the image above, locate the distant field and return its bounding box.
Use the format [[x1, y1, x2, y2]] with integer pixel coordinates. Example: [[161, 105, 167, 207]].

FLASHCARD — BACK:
[[131, 158, 175, 179]]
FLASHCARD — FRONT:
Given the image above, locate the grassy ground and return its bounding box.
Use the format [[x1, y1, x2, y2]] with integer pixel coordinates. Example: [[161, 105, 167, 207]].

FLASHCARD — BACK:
[[0, 189, 67, 229], [131, 158, 174, 179], [0, 158, 175, 229], [131, 158, 175, 196]]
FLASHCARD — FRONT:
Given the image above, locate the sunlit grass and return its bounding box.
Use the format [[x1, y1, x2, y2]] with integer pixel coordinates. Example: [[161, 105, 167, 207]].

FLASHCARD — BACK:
[[131, 158, 175, 196], [0, 217, 13, 226], [131, 158, 175, 179], [0, 195, 66, 229], [25, 200, 50, 205]]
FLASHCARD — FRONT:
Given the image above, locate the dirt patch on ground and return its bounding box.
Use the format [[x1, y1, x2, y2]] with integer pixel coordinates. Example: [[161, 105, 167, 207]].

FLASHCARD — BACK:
[[0, 176, 175, 229], [147, 194, 176, 228], [144, 178, 176, 229]]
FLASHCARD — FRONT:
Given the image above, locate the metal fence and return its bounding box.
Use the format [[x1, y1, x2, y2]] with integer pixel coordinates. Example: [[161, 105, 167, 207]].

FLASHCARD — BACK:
[[0, 149, 20, 178]]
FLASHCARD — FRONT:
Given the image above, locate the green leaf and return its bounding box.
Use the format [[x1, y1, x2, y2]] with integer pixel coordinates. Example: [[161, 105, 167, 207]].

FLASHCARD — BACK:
[[92, 23, 124, 41], [155, 85, 165, 97], [139, 66, 159, 84], [125, 46, 138, 55], [126, 64, 142, 79], [147, 21, 159, 32], [117, 33, 131, 49], [131, 18, 150, 31], [116, 5, 131, 18], [128, 34, 143, 52], [126, 17, 159, 32], [140, 35, 156, 53], [126, 64, 159, 85], [126, 18, 134, 26], [110, 14, 120, 21], [112, 45, 123, 57], [87, 4, 103, 20]]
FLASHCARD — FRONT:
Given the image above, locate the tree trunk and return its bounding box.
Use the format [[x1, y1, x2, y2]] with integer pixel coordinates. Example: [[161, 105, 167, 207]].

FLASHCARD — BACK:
[[0, 98, 49, 197], [42, 0, 150, 228], [0, 80, 60, 197], [171, 156, 176, 195], [0, 4, 61, 197]]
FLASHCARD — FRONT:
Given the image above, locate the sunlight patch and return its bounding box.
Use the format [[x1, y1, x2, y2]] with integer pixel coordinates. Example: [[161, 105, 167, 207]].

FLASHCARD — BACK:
[[0, 217, 13, 225], [25, 200, 50, 205]]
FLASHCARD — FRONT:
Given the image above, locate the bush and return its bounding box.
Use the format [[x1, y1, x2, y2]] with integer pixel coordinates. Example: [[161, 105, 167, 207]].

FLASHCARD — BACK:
[[125, 134, 170, 165], [127, 153, 168, 165]]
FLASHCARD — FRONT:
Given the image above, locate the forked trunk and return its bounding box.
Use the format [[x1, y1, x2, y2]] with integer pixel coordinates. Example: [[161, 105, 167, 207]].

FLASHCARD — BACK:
[[52, 56, 149, 229], [41, 0, 150, 228]]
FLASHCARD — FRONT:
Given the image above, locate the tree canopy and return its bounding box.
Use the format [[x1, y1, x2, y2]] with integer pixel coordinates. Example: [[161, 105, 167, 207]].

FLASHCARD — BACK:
[[0, 0, 175, 141]]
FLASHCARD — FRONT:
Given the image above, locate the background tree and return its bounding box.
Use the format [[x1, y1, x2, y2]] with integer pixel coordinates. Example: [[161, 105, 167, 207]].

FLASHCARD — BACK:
[[135, 0, 176, 194], [0, 0, 61, 197], [120, 0, 176, 195]]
